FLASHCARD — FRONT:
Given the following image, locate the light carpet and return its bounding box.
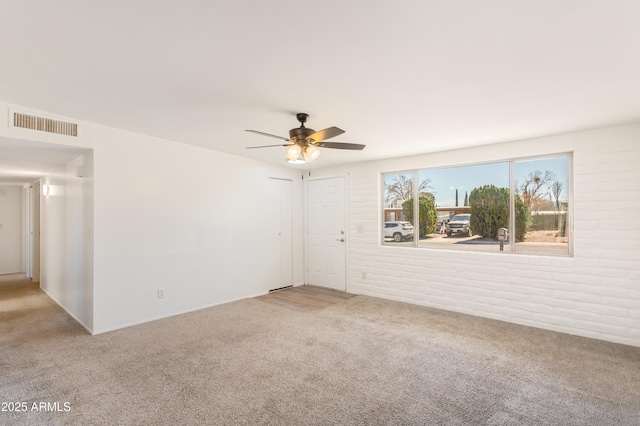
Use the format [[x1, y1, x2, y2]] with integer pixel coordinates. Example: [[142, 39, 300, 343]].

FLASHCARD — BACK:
[[1, 274, 639, 425]]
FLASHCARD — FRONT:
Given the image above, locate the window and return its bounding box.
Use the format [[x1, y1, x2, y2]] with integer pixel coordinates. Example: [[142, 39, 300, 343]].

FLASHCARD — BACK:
[[382, 173, 417, 246], [381, 154, 571, 256], [514, 157, 570, 256], [417, 162, 509, 253]]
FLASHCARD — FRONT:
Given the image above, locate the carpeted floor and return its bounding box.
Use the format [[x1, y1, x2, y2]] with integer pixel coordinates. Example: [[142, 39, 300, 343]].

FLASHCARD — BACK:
[[1, 273, 639, 425]]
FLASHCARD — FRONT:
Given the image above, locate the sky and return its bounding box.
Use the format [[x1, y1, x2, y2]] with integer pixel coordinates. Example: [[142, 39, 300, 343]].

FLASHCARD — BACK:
[[385, 156, 569, 208]]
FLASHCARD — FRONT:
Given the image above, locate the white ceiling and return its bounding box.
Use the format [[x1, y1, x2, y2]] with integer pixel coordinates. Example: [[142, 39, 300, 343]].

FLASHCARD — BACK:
[[1, 1, 639, 170]]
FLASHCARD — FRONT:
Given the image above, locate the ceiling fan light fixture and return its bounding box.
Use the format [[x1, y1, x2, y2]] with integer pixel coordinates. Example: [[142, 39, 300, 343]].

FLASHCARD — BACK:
[[286, 144, 303, 161], [303, 145, 320, 163]]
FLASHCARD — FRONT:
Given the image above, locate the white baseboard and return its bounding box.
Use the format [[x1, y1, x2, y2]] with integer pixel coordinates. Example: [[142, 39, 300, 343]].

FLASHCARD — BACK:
[[91, 290, 272, 335], [40, 286, 93, 335]]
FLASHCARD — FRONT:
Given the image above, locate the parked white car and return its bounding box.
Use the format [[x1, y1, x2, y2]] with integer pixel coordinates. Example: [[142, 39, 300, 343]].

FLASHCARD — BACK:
[[384, 221, 414, 242], [446, 214, 472, 237]]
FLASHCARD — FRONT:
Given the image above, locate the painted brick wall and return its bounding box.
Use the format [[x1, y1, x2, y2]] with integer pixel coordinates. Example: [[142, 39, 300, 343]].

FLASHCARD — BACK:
[[317, 123, 640, 347]]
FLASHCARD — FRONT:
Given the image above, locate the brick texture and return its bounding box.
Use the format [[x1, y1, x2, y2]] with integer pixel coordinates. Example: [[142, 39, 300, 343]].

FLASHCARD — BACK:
[[317, 124, 640, 347]]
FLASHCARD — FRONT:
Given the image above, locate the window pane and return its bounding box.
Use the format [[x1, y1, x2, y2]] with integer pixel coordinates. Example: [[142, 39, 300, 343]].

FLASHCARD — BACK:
[[514, 156, 570, 256], [417, 162, 510, 253], [382, 173, 416, 245]]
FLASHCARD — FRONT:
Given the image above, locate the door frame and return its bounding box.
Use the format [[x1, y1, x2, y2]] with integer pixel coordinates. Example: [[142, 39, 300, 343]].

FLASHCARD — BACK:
[[26, 180, 41, 282], [304, 173, 348, 292]]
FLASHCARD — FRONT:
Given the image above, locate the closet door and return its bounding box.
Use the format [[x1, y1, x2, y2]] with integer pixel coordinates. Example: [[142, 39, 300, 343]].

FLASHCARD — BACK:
[[267, 178, 293, 290]]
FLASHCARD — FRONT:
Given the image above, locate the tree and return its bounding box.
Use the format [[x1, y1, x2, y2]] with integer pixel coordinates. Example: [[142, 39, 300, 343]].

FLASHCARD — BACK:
[[469, 185, 528, 240], [518, 170, 556, 211], [463, 191, 468, 206], [551, 180, 566, 236], [455, 189, 459, 207], [402, 195, 437, 237], [551, 180, 563, 211], [384, 175, 432, 207]]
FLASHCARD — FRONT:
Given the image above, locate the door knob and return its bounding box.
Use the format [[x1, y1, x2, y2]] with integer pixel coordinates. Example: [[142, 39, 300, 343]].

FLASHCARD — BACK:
[[336, 238, 345, 242]]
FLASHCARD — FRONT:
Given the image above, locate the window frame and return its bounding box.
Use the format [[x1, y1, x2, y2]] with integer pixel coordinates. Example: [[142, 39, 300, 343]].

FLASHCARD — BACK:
[[381, 153, 573, 257]]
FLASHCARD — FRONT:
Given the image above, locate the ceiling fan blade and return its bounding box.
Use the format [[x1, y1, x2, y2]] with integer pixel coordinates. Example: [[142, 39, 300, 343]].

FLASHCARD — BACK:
[[245, 130, 290, 141], [316, 142, 366, 150], [307, 126, 345, 142], [246, 143, 294, 149]]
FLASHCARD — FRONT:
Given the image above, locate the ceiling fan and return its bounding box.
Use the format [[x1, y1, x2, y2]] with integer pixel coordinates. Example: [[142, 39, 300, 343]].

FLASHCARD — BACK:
[[245, 113, 365, 164]]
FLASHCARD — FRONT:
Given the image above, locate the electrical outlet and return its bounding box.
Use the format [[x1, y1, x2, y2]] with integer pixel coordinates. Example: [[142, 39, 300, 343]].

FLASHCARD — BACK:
[[157, 289, 164, 299]]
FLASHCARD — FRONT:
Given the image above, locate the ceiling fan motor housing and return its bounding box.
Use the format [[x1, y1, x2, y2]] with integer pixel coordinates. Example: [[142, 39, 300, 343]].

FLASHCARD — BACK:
[[289, 126, 315, 143]]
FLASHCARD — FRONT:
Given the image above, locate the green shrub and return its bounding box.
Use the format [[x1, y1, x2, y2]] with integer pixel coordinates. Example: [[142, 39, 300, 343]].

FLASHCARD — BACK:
[[402, 195, 437, 237], [469, 185, 528, 240]]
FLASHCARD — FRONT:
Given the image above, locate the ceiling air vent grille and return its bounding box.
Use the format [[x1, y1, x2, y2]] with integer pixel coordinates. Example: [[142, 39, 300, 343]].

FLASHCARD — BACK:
[[13, 112, 78, 137]]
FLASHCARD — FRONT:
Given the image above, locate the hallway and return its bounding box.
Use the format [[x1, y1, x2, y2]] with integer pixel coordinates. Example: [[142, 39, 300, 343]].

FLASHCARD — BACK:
[[0, 273, 83, 337]]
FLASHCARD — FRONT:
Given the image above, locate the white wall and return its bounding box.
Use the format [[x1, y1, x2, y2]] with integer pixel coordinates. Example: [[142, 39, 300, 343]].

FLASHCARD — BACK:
[[0, 185, 23, 274], [40, 153, 94, 331], [0, 101, 305, 334], [313, 123, 640, 347], [90, 125, 305, 333]]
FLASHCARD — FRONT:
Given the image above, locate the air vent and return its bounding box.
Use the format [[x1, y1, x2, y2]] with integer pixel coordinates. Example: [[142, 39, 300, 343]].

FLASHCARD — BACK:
[[13, 112, 78, 137]]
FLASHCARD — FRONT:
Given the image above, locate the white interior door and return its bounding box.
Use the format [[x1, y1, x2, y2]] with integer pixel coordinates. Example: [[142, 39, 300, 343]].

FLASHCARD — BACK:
[[267, 178, 293, 290], [277, 179, 293, 288], [307, 176, 346, 291]]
